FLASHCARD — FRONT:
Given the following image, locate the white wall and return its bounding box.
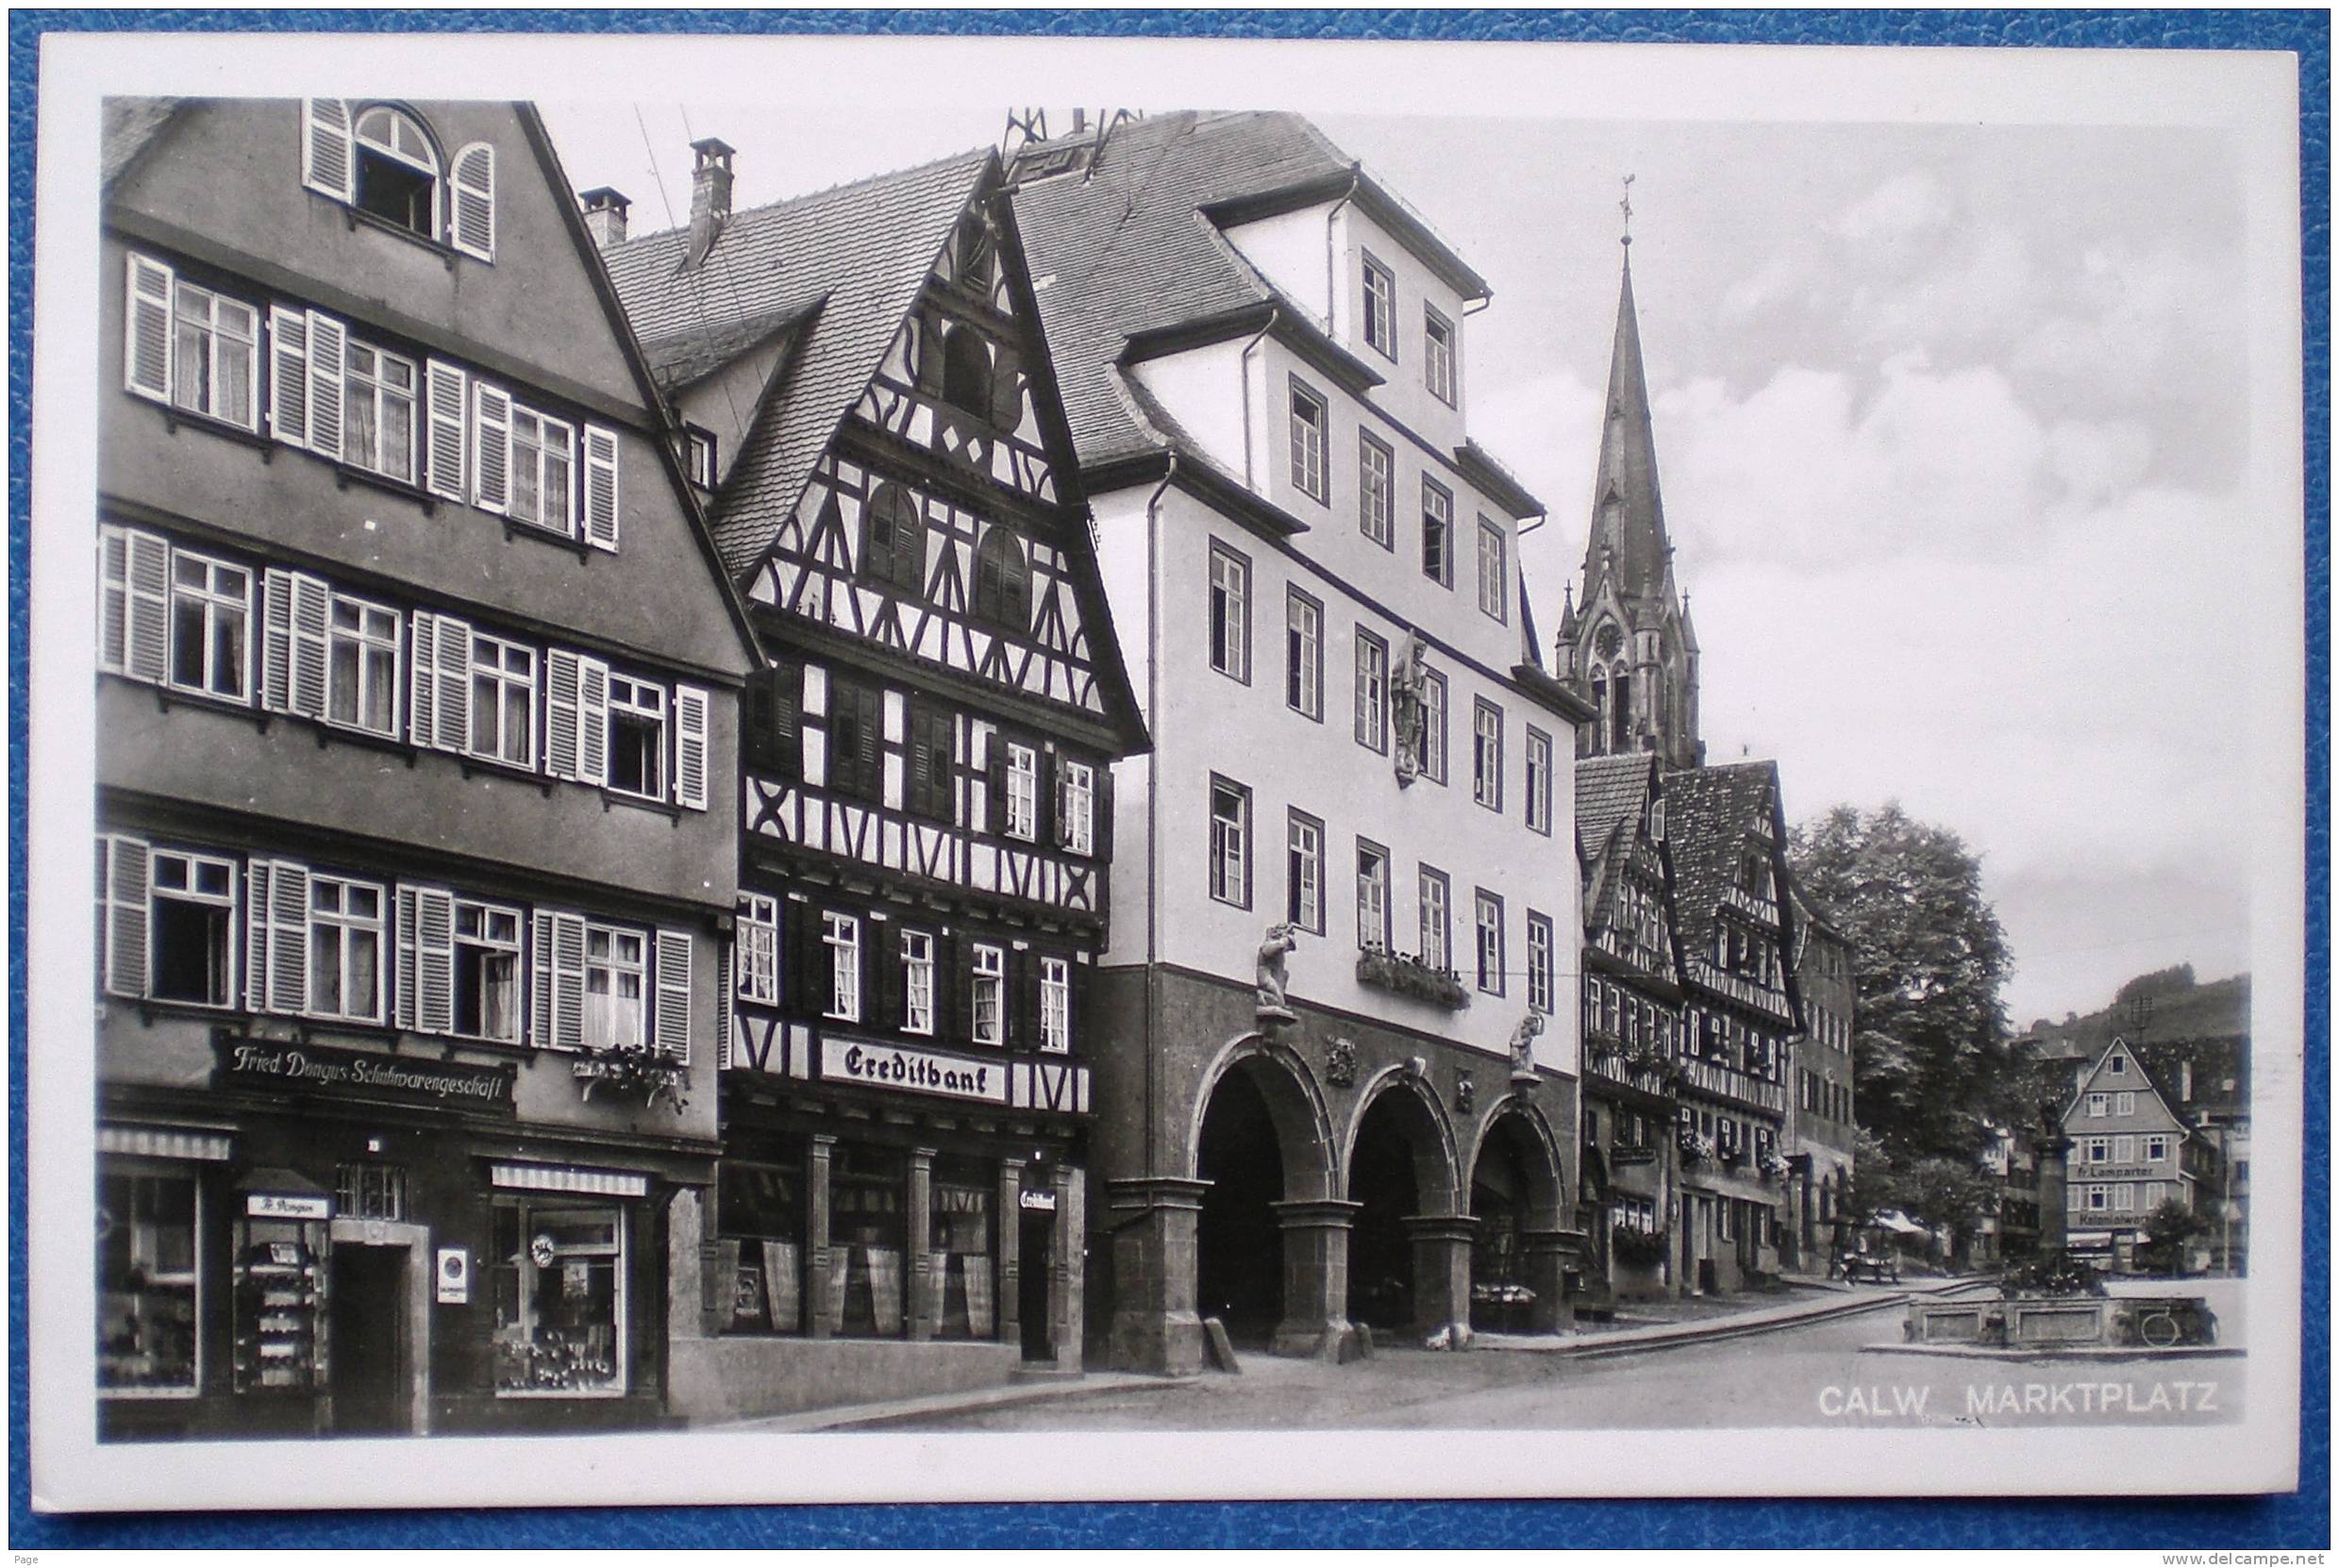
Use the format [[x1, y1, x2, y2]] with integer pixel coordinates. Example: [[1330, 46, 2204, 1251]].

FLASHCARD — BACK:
[[1336, 205, 1469, 451], [1128, 338, 1252, 480], [1221, 204, 1337, 328]]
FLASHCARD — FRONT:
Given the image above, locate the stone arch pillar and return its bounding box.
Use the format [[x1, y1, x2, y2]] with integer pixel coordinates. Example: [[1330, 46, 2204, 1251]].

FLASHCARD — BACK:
[[1344, 1068, 1464, 1343]]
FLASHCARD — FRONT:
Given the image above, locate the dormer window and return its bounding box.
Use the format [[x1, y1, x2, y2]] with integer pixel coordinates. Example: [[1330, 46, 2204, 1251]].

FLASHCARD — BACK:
[[1424, 305, 1456, 406], [1362, 253, 1396, 359], [354, 106, 440, 239]]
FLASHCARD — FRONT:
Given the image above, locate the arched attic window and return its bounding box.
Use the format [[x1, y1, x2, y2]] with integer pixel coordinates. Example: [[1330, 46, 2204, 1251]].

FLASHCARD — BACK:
[[972, 525, 1031, 631], [860, 483, 926, 597], [942, 325, 994, 417], [953, 209, 995, 294], [353, 105, 441, 240]]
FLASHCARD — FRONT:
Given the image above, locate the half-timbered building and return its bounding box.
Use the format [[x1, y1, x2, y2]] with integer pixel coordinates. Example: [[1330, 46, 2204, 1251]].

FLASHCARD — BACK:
[[1009, 111, 1595, 1373], [1662, 762, 1804, 1293], [601, 140, 1145, 1418], [94, 99, 759, 1439], [1574, 752, 1686, 1304]]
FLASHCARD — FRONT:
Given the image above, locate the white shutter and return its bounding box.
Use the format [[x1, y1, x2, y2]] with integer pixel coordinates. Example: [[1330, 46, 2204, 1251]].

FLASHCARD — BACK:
[[431, 613, 472, 752], [414, 885, 456, 1035], [305, 310, 347, 462], [267, 306, 310, 449], [124, 254, 175, 402], [655, 928, 693, 1061], [259, 569, 295, 711], [394, 884, 419, 1029], [673, 684, 710, 810], [543, 649, 581, 780], [552, 911, 588, 1049], [576, 657, 610, 788], [265, 859, 310, 1014], [288, 573, 331, 719], [472, 382, 512, 514], [719, 941, 735, 1071], [103, 835, 150, 1000], [424, 360, 469, 501], [449, 142, 496, 261], [581, 425, 621, 552], [96, 527, 130, 673], [302, 99, 356, 201], [408, 612, 440, 749], [124, 529, 170, 684], [244, 859, 271, 1009], [530, 911, 556, 1047]]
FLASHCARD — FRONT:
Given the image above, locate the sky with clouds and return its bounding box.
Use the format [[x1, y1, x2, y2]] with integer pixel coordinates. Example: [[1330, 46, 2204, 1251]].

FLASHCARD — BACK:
[[543, 105, 2263, 1028]]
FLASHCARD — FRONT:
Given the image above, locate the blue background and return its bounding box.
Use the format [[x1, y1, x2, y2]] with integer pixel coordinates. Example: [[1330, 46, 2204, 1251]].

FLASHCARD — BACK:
[[10, 7, 2327, 1549]]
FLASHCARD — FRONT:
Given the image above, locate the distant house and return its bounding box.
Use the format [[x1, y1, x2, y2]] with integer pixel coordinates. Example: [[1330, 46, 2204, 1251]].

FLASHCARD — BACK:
[[2060, 1036, 2220, 1273]]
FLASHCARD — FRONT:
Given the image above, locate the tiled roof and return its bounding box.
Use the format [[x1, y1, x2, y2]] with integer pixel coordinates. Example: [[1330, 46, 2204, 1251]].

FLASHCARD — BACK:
[[102, 97, 185, 193], [603, 145, 997, 577], [1574, 752, 1655, 933], [639, 301, 821, 393], [1662, 760, 1782, 959], [1010, 111, 1354, 468]]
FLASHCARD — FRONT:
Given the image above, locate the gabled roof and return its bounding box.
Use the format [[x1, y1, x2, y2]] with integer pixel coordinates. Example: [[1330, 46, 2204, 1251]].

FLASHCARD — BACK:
[[1575, 752, 1660, 937], [2063, 1036, 2196, 1137], [1010, 112, 1350, 470], [640, 301, 822, 394], [101, 97, 186, 194], [603, 145, 998, 578], [1662, 759, 1786, 962]]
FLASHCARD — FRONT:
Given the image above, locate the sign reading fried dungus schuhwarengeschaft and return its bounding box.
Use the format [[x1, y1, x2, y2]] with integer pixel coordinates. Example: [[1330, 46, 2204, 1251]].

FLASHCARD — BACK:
[[212, 1038, 517, 1114]]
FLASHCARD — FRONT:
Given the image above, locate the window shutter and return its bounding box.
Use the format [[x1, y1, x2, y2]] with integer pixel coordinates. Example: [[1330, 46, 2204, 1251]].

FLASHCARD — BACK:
[[1035, 747, 1058, 847], [96, 527, 130, 672], [914, 312, 945, 395], [550, 910, 587, 1049], [472, 383, 512, 514], [877, 924, 905, 1029], [718, 940, 735, 1071], [265, 859, 310, 1014], [1098, 766, 1116, 859], [259, 569, 295, 712], [304, 310, 346, 461], [123, 254, 174, 402], [301, 99, 356, 201], [408, 613, 440, 750], [576, 656, 610, 788], [530, 912, 555, 1047], [415, 886, 456, 1035], [123, 529, 170, 684], [984, 726, 1007, 836], [267, 306, 311, 449], [673, 684, 710, 810], [581, 425, 621, 552], [243, 859, 271, 1009], [289, 573, 330, 719], [1068, 958, 1089, 1057], [448, 142, 496, 261], [103, 835, 150, 1000], [987, 344, 1023, 431], [394, 885, 419, 1029], [858, 919, 879, 1026], [655, 928, 693, 1061], [782, 901, 815, 1021], [933, 932, 960, 1040], [428, 613, 472, 753], [543, 649, 582, 779], [423, 360, 469, 501]]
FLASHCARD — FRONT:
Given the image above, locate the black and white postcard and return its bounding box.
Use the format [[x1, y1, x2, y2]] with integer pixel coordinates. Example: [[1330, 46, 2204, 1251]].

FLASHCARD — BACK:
[[25, 25, 2306, 1511]]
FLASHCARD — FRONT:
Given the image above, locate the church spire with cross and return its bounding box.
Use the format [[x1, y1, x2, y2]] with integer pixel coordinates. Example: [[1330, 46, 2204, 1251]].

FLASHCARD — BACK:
[[1557, 176, 1704, 769]]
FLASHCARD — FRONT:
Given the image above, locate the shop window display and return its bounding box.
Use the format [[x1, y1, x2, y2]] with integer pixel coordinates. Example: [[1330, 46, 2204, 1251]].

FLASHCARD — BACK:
[[232, 1211, 327, 1394], [97, 1169, 200, 1394], [717, 1157, 804, 1335], [831, 1145, 907, 1338], [491, 1203, 625, 1395], [930, 1158, 996, 1341]]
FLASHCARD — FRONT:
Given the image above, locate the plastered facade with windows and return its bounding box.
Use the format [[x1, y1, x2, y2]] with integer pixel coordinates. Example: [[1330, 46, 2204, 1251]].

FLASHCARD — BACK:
[[2063, 1040, 2211, 1265], [93, 99, 757, 1439], [1010, 111, 1594, 1375]]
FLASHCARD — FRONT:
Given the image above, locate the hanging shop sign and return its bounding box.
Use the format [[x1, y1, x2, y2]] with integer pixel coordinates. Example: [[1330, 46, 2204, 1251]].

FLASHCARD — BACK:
[[247, 1192, 331, 1219], [436, 1247, 472, 1305], [819, 1037, 1009, 1105], [213, 1038, 516, 1115], [1018, 1189, 1059, 1213]]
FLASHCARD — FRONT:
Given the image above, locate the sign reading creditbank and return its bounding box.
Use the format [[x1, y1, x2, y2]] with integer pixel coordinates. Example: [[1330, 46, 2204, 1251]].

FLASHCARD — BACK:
[[820, 1037, 1008, 1105]]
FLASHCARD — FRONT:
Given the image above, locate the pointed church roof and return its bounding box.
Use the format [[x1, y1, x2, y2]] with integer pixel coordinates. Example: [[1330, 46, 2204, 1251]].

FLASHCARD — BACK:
[[1580, 253, 1675, 606]]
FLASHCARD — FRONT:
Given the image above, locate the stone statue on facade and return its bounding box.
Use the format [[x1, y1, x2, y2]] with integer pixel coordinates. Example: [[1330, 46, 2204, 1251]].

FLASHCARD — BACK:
[[1509, 1010, 1545, 1087], [1256, 922, 1300, 1026], [1390, 630, 1428, 785]]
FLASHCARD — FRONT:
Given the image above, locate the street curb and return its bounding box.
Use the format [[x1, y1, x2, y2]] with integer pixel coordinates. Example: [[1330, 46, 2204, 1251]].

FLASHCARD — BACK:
[[714, 1371, 1199, 1434], [1480, 1278, 1993, 1361], [1859, 1341, 2247, 1363]]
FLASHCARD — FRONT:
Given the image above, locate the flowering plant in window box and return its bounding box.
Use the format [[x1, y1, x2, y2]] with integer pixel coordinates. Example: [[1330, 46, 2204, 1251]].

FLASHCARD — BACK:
[[1355, 943, 1470, 1009], [1756, 1148, 1791, 1180], [1677, 1130, 1715, 1166], [1611, 1226, 1670, 1268], [572, 1041, 688, 1113]]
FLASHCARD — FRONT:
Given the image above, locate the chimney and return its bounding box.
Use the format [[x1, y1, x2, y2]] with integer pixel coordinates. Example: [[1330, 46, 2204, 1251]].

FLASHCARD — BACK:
[[685, 137, 735, 268], [578, 187, 630, 249]]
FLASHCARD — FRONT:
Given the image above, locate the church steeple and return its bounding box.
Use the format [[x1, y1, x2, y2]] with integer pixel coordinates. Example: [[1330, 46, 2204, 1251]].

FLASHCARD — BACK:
[[1558, 186, 1703, 770]]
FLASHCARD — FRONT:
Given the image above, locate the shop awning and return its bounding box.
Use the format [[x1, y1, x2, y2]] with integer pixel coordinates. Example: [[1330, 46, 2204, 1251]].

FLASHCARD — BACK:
[[98, 1125, 231, 1161], [490, 1161, 648, 1198], [236, 1164, 329, 1195]]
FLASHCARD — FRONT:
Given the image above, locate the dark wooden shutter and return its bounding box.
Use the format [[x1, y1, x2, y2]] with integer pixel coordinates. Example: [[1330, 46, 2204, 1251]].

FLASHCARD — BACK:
[[1036, 747, 1058, 848], [877, 922, 905, 1030], [744, 669, 777, 773], [783, 901, 815, 1020], [933, 931, 960, 1040], [988, 343, 1023, 431], [1009, 948, 1039, 1049], [855, 686, 882, 802], [774, 660, 803, 782], [1067, 958, 1088, 1057], [863, 491, 895, 586], [985, 729, 1009, 835], [859, 916, 881, 1026], [914, 311, 946, 396], [953, 936, 977, 1043]]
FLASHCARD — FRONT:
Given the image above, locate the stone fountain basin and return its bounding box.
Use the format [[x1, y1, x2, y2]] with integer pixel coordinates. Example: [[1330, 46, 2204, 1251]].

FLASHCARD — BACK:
[[1903, 1293, 2217, 1351]]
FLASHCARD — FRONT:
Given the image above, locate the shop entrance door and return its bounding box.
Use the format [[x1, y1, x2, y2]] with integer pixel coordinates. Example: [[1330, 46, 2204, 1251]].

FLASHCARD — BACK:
[[328, 1243, 412, 1436], [1019, 1211, 1053, 1362]]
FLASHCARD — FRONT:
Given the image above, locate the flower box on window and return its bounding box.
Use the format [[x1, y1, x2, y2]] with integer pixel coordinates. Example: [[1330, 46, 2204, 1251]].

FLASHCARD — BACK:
[[572, 1041, 688, 1113], [1355, 944, 1470, 1009], [1677, 1130, 1715, 1166]]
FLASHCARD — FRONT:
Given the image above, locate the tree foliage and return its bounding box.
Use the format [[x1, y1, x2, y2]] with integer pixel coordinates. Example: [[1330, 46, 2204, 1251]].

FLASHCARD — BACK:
[[1891, 1156, 2000, 1243], [1788, 801, 2016, 1161], [2141, 1198, 2208, 1276]]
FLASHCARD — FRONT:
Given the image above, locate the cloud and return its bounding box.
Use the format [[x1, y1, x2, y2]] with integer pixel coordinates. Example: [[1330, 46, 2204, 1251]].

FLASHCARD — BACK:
[[1826, 171, 1954, 243]]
